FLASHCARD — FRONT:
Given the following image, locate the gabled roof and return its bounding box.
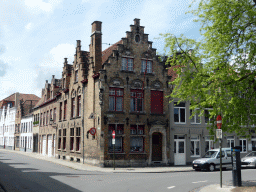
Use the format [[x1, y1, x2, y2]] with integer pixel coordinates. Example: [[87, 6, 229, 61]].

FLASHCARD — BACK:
[[102, 40, 122, 64], [2, 93, 40, 102]]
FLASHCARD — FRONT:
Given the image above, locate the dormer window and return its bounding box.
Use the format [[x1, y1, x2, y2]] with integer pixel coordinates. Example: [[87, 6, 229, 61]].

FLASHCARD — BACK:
[[121, 57, 133, 71], [141, 60, 152, 73]]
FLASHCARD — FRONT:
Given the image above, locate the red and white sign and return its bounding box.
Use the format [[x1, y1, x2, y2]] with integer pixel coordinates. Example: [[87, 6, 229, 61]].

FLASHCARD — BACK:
[[216, 115, 222, 129], [112, 130, 115, 145], [89, 127, 96, 135], [112, 130, 115, 139]]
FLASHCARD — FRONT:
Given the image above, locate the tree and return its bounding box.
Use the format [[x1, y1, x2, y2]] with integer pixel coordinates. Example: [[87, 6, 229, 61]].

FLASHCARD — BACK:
[[161, 0, 256, 136]]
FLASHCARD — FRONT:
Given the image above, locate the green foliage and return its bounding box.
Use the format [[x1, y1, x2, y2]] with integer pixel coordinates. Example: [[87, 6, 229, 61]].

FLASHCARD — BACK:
[[161, 0, 256, 136]]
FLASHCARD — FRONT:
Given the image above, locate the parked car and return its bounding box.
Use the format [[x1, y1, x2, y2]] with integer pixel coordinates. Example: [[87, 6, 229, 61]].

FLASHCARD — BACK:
[[241, 151, 256, 168], [192, 148, 232, 171]]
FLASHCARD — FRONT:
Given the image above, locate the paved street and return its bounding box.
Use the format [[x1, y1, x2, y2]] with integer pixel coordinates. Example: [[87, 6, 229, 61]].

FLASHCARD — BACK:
[[0, 150, 256, 192]]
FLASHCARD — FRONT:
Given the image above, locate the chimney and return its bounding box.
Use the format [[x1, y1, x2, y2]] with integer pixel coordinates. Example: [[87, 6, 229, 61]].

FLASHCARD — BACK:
[[64, 58, 68, 66], [76, 40, 81, 52], [15, 92, 19, 107], [90, 21, 102, 73], [134, 18, 140, 26]]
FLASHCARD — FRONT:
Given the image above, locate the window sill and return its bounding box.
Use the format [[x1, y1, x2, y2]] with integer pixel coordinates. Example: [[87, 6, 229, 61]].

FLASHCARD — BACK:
[[191, 123, 201, 125], [76, 116, 81, 119], [150, 113, 165, 116], [75, 151, 81, 154], [129, 152, 146, 154], [108, 134, 125, 137], [129, 112, 146, 115], [174, 122, 186, 124], [140, 72, 154, 76], [106, 111, 125, 114], [120, 70, 135, 73]]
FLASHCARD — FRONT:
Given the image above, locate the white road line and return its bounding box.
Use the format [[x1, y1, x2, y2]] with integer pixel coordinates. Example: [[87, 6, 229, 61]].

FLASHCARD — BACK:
[[167, 186, 175, 189], [192, 180, 208, 184]]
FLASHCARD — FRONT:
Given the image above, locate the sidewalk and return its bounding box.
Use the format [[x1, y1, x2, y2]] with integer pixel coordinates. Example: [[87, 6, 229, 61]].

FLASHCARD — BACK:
[[0, 149, 255, 192], [0, 149, 194, 173]]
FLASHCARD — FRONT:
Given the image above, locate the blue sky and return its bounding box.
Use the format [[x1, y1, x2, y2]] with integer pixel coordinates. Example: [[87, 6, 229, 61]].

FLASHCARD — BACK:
[[0, 0, 201, 100]]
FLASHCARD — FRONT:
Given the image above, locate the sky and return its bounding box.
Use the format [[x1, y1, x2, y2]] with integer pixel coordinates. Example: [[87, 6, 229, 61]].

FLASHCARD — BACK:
[[0, 0, 201, 101]]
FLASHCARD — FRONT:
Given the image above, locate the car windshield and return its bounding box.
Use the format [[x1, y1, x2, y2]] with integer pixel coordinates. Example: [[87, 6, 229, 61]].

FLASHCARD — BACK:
[[246, 152, 256, 157], [203, 151, 218, 158]]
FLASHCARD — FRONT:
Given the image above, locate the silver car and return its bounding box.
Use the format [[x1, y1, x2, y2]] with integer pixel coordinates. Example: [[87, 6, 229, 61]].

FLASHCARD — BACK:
[[241, 151, 256, 168]]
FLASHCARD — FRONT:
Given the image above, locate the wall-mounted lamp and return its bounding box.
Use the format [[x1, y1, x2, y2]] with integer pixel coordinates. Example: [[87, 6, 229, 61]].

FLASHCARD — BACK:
[[104, 116, 108, 125], [125, 117, 129, 126]]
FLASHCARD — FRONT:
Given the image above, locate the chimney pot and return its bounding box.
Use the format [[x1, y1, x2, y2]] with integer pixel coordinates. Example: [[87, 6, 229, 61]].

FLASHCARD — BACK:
[[134, 18, 140, 26]]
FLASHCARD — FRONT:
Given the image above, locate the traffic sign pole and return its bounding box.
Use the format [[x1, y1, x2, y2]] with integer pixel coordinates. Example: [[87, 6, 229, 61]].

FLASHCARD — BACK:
[[112, 130, 115, 170], [216, 115, 222, 188]]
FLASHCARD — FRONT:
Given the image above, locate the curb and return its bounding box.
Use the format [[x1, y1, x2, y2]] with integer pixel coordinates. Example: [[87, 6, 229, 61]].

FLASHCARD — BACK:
[[0, 149, 194, 173]]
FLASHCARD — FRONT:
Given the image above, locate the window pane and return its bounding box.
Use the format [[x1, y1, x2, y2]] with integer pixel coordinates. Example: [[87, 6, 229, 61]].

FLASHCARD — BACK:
[[196, 113, 200, 123], [174, 108, 179, 122], [137, 98, 143, 112], [109, 96, 115, 111], [128, 59, 133, 71], [180, 108, 185, 122], [130, 98, 135, 112], [147, 61, 152, 73], [190, 110, 195, 123], [190, 141, 194, 155], [116, 97, 123, 111], [179, 141, 184, 153], [195, 141, 200, 155], [122, 58, 127, 70], [130, 137, 143, 152]]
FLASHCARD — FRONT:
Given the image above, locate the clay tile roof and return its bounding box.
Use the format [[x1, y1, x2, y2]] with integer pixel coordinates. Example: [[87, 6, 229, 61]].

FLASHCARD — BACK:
[[102, 40, 122, 64], [2, 93, 40, 102], [19, 94, 40, 101]]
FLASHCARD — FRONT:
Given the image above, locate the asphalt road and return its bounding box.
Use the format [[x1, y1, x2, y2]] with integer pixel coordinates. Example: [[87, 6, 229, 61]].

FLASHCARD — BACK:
[[0, 151, 255, 192]]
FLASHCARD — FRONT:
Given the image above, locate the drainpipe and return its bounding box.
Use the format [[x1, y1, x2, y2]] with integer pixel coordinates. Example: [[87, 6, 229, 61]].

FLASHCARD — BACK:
[[82, 83, 85, 164]]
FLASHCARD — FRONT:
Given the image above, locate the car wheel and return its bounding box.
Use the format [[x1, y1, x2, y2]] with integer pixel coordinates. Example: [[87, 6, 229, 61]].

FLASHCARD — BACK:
[[209, 164, 215, 172]]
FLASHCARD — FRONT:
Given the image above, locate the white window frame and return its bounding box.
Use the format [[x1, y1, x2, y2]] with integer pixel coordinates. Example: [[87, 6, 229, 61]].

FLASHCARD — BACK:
[[205, 136, 215, 152], [227, 136, 235, 149], [239, 138, 247, 153], [190, 135, 200, 157], [190, 108, 201, 124], [174, 102, 186, 124], [204, 108, 213, 124]]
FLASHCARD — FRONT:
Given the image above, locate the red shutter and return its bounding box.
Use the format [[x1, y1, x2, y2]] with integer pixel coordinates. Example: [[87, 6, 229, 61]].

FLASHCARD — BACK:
[[151, 91, 163, 114]]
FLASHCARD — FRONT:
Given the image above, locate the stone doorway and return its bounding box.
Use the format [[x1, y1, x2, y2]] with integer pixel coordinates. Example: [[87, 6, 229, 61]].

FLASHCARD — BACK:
[[152, 132, 162, 161]]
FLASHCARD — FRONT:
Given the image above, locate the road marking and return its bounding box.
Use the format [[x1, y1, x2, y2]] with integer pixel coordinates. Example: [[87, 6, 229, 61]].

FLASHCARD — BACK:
[[167, 186, 175, 189], [192, 180, 208, 184]]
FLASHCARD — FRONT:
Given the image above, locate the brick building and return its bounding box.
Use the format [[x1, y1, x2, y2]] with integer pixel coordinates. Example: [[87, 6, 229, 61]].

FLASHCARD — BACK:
[[35, 76, 61, 157], [55, 18, 171, 167]]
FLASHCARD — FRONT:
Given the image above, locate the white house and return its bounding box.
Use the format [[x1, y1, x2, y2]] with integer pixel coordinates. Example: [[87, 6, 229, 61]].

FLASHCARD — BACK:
[[0, 104, 16, 150], [20, 115, 33, 152]]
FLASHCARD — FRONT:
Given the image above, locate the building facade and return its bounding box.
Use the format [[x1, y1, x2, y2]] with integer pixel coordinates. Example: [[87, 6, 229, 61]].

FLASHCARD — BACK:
[[169, 100, 256, 165], [36, 76, 61, 157], [20, 115, 33, 152], [54, 18, 171, 167]]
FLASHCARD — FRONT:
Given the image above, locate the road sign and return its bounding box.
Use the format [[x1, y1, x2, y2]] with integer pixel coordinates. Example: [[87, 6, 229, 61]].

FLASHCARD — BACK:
[[217, 115, 222, 129], [216, 129, 222, 139], [112, 139, 115, 144], [89, 127, 96, 135], [112, 130, 115, 139]]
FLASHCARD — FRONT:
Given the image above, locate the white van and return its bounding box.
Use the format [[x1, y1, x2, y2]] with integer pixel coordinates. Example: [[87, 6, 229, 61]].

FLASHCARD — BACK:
[[192, 148, 232, 171]]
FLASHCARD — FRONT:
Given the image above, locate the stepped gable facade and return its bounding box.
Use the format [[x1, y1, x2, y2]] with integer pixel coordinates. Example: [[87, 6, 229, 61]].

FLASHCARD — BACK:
[[36, 75, 61, 157], [55, 18, 171, 167]]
